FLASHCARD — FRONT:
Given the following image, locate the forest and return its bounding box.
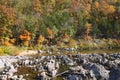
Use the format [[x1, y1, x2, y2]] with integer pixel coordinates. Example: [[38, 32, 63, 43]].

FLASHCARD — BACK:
[[0, 0, 120, 54], [0, 0, 120, 79]]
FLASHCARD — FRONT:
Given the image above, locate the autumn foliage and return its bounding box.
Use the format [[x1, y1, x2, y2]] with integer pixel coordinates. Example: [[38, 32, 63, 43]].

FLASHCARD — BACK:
[[19, 30, 30, 41], [32, 0, 41, 16], [46, 28, 53, 39], [19, 30, 30, 46], [37, 35, 44, 44], [0, 0, 119, 47]]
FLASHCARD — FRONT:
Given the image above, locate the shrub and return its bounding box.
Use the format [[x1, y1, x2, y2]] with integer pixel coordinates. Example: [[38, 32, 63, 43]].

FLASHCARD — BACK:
[[0, 46, 21, 56], [37, 35, 44, 44], [68, 38, 77, 48], [0, 47, 4, 55]]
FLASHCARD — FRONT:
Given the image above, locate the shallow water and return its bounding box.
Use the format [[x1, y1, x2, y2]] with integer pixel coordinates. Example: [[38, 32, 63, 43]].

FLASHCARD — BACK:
[[15, 65, 69, 80]]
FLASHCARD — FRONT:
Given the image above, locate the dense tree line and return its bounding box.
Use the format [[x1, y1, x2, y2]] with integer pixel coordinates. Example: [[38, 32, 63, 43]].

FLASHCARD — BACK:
[[0, 0, 120, 46]]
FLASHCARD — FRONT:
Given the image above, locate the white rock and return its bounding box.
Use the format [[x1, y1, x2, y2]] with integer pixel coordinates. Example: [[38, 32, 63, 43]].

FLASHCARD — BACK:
[[40, 72, 47, 78], [0, 60, 5, 71], [55, 62, 59, 69], [46, 59, 55, 72], [51, 69, 57, 77]]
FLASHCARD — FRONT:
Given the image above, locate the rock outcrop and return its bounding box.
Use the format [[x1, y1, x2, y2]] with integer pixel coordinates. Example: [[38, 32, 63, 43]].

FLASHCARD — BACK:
[[0, 52, 120, 80]]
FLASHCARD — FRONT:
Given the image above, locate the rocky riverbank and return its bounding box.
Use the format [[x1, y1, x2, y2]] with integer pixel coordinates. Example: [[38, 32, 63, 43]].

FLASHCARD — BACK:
[[0, 52, 120, 80]]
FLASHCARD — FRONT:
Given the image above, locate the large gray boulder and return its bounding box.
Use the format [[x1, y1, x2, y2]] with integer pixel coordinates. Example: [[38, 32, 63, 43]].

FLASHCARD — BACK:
[[84, 63, 109, 80], [68, 74, 82, 80], [109, 68, 120, 80]]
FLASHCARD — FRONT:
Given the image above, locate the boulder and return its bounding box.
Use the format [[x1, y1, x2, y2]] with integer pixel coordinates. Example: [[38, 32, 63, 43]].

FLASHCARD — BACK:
[[23, 60, 30, 66], [0, 60, 5, 71], [45, 59, 55, 72], [62, 56, 74, 66], [6, 65, 17, 74], [88, 54, 103, 62], [45, 59, 59, 77], [50, 69, 57, 77], [109, 68, 120, 80], [84, 63, 109, 80], [114, 59, 120, 65], [40, 72, 47, 78], [39, 72, 50, 80], [0, 75, 7, 80], [69, 66, 88, 79], [68, 74, 82, 80], [78, 58, 87, 64], [55, 62, 59, 69]]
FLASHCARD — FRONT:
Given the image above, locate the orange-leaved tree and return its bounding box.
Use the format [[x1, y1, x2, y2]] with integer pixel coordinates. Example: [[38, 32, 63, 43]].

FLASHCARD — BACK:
[[19, 30, 31, 46]]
